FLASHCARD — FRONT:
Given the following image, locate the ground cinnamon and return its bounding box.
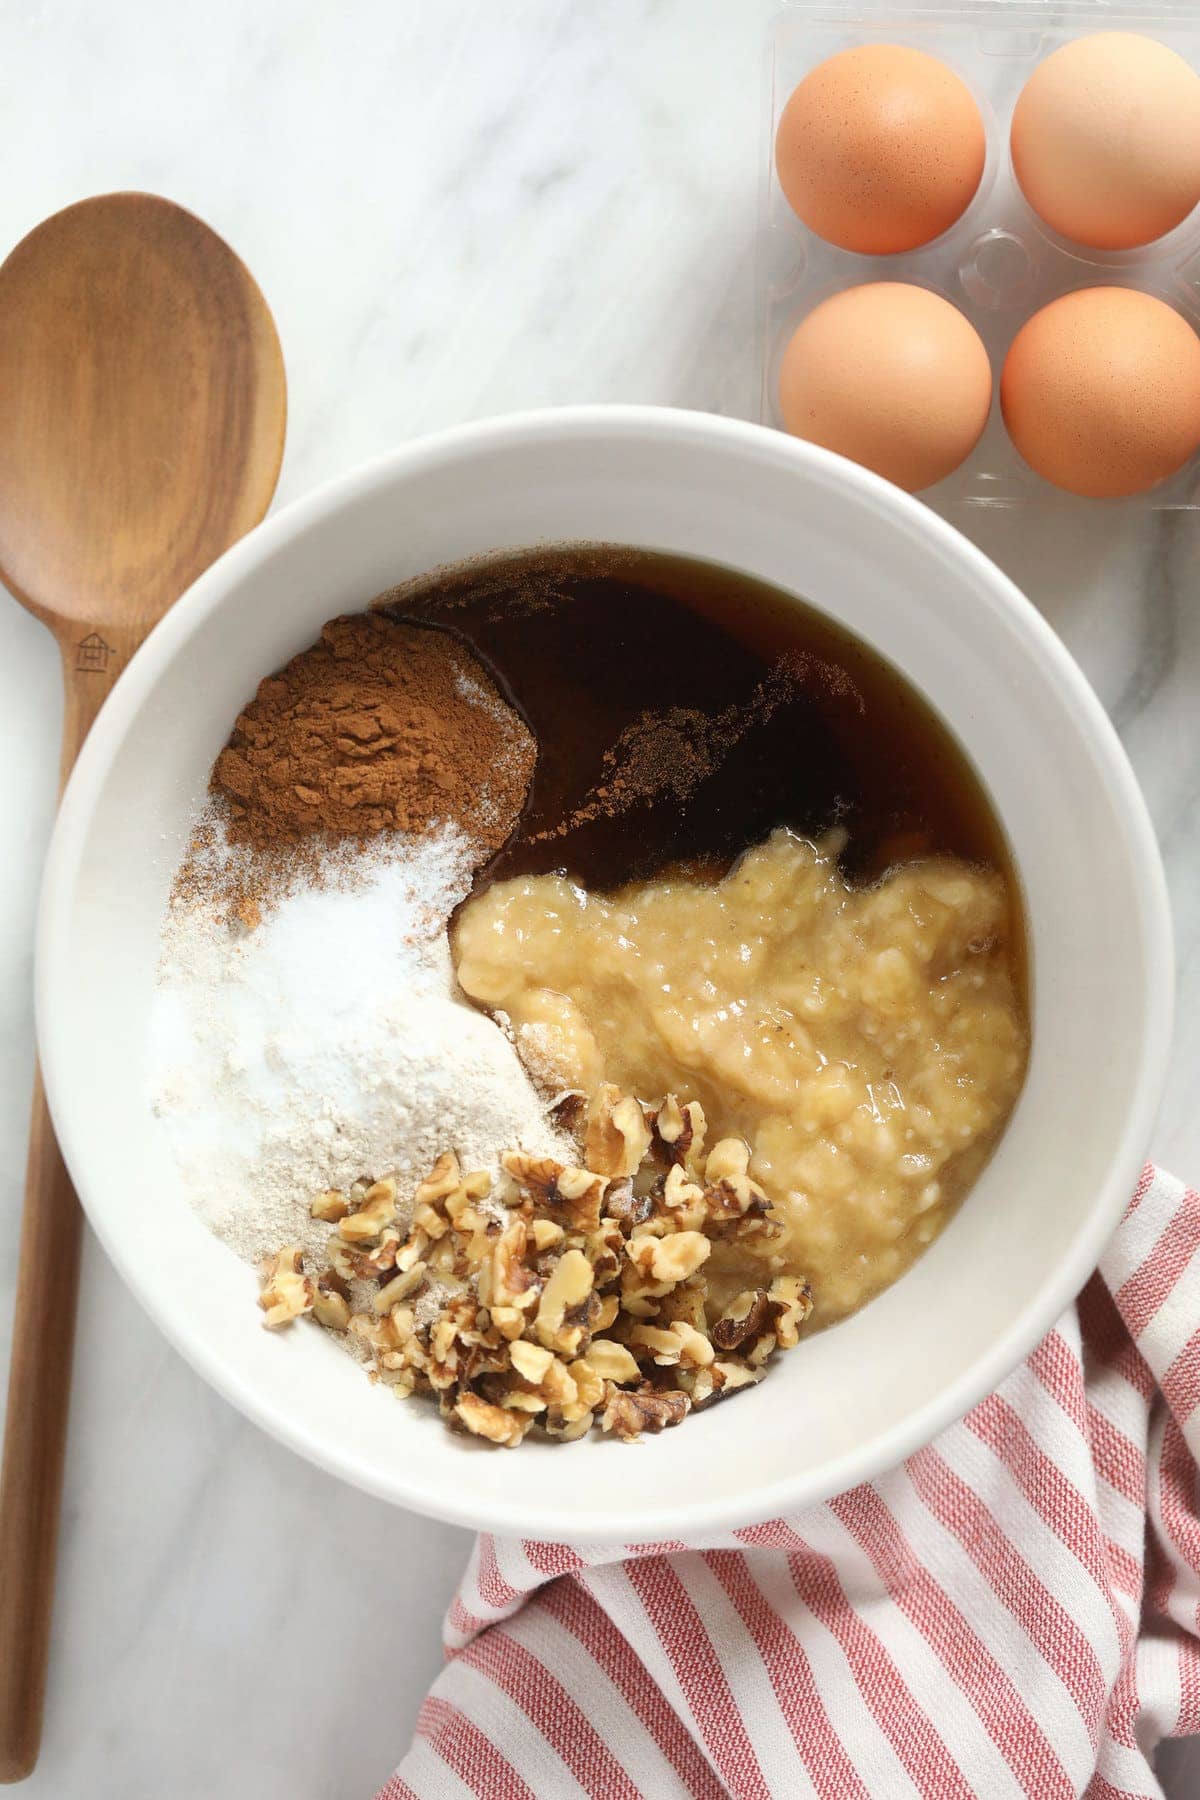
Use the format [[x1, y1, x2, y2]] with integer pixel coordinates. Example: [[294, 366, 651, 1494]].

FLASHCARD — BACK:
[[212, 612, 534, 855], [530, 660, 803, 843]]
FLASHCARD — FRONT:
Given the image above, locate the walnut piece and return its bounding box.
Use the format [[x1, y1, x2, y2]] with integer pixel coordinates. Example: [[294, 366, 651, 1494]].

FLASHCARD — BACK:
[[585, 1084, 652, 1178], [312, 1283, 350, 1331], [455, 1392, 530, 1447], [338, 1178, 398, 1242], [651, 1094, 707, 1170], [534, 1248, 594, 1353], [602, 1386, 692, 1440], [711, 1288, 774, 1352], [311, 1189, 349, 1223], [259, 1247, 314, 1329], [581, 1338, 641, 1384]]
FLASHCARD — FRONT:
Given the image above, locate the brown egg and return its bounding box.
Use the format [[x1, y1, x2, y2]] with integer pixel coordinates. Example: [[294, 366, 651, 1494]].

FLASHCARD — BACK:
[[1001, 288, 1200, 497], [778, 283, 992, 491], [1011, 33, 1200, 250], [774, 45, 986, 254]]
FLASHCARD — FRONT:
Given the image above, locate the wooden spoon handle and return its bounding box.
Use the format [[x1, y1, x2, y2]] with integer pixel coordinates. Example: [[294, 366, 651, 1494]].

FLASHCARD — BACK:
[[0, 1078, 84, 1783], [0, 633, 134, 1783]]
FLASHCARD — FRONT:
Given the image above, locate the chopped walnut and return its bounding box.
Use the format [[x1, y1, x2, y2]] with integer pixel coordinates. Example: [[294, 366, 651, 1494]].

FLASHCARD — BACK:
[[338, 1178, 398, 1242], [710, 1288, 775, 1352], [651, 1094, 707, 1169], [581, 1338, 641, 1384], [417, 1153, 464, 1207], [455, 1392, 530, 1447], [685, 1358, 764, 1408], [605, 1180, 654, 1230], [602, 1385, 692, 1440], [658, 1277, 709, 1335], [374, 1263, 428, 1312], [482, 1218, 540, 1311], [503, 1152, 608, 1232], [544, 1406, 595, 1441], [711, 1278, 814, 1362], [259, 1247, 314, 1329], [500, 1152, 563, 1202], [549, 1089, 588, 1135], [311, 1189, 350, 1223], [312, 1273, 350, 1331], [585, 1084, 652, 1178], [660, 1163, 707, 1230], [534, 1248, 594, 1355], [594, 1293, 621, 1332], [628, 1228, 711, 1285], [268, 1086, 811, 1446], [769, 1276, 814, 1348], [509, 1338, 554, 1383]]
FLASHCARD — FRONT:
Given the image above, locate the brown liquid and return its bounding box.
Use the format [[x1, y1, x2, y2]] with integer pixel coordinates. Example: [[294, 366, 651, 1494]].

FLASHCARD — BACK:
[[379, 544, 1020, 910]]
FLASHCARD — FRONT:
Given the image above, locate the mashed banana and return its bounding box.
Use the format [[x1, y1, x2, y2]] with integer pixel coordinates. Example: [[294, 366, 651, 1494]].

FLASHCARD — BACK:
[[453, 830, 1027, 1323]]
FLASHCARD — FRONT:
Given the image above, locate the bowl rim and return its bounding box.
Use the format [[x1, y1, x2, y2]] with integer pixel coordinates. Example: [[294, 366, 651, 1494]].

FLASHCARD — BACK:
[[36, 404, 1174, 1539]]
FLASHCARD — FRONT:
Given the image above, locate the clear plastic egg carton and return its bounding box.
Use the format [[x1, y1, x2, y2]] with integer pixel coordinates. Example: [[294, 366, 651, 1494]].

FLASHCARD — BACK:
[[761, 1, 1200, 506]]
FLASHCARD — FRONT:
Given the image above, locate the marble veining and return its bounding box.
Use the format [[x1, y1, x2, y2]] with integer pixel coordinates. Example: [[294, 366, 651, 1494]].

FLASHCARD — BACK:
[[0, 1, 1197, 1793]]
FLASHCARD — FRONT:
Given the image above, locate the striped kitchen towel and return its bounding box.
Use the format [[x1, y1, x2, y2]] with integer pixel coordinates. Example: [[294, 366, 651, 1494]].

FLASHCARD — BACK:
[[381, 1165, 1200, 1798]]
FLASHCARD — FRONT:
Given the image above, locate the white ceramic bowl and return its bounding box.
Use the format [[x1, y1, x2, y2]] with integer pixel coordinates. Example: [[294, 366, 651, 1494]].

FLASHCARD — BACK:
[[39, 406, 1172, 1542]]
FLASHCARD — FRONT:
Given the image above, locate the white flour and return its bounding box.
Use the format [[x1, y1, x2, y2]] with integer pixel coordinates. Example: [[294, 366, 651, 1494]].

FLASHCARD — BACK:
[[150, 816, 567, 1266]]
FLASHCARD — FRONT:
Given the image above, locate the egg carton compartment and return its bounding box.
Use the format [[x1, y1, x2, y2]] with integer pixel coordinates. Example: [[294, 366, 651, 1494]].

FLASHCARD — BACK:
[[762, 1, 1200, 507]]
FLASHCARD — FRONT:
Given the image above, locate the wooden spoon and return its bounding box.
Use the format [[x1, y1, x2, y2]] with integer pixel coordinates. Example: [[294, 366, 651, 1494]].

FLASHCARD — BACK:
[[0, 192, 286, 1782]]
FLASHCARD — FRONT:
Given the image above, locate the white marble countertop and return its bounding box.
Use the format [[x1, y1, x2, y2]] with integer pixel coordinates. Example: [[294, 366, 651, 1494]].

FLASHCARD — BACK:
[[1, 1, 1198, 1794]]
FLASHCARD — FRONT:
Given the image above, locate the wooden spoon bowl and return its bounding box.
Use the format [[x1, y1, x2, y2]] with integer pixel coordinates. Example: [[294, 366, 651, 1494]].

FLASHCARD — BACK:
[[0, 192, 286, 1782]]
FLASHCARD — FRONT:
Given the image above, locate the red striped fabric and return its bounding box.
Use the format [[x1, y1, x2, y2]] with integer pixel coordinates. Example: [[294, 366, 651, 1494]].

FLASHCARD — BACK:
[[380, 1166, 1200, 1800]]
